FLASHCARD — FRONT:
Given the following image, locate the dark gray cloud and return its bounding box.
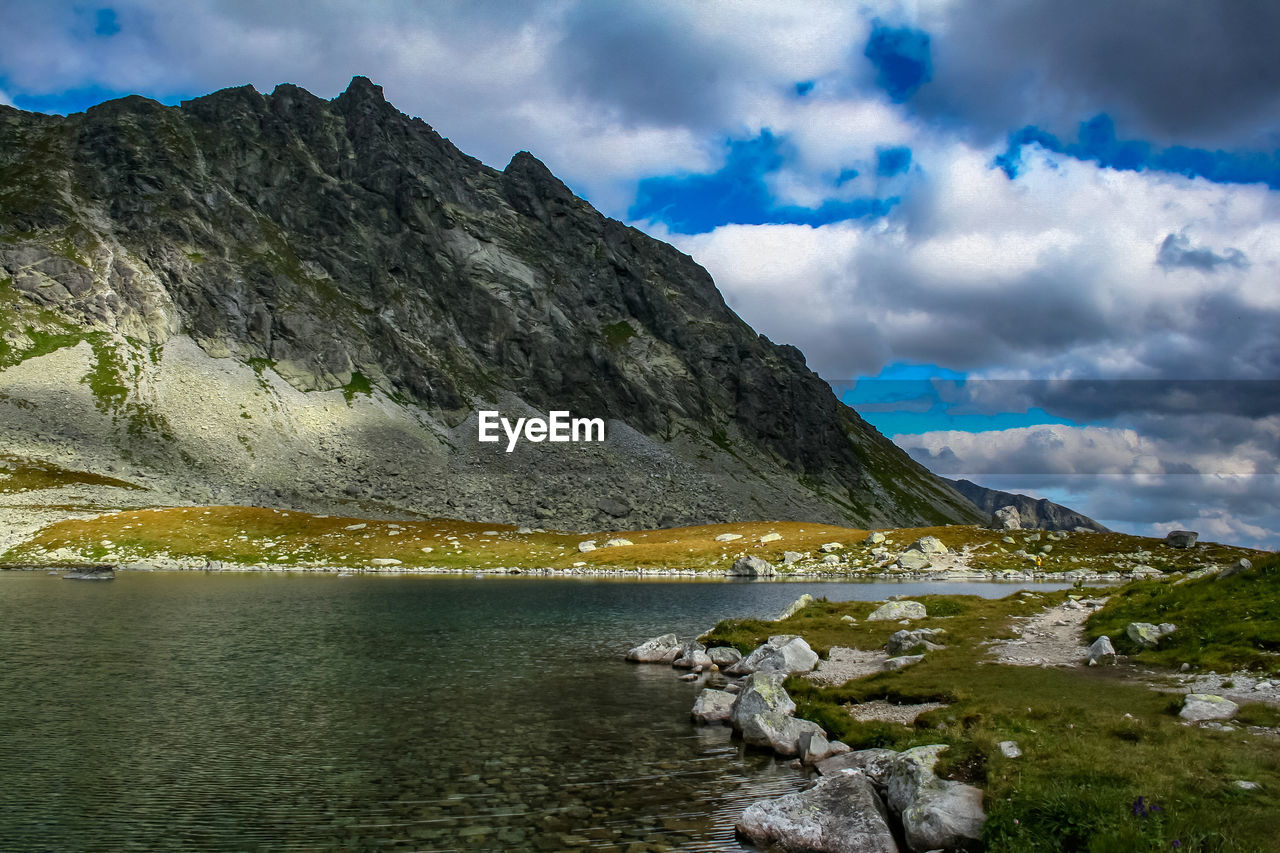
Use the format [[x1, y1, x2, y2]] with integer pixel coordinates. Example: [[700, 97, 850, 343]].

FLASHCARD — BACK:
[[1157, 233, 1249, 272], [920, 0, 1280, 149]]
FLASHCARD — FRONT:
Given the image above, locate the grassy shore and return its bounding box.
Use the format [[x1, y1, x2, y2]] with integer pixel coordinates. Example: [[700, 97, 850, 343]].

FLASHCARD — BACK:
[[702, 554, 1280, 852], [0, 502, 1264, 576]]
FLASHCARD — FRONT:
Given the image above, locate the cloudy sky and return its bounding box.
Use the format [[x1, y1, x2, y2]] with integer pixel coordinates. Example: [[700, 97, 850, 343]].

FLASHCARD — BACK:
[[3, 1, 1277, 548]]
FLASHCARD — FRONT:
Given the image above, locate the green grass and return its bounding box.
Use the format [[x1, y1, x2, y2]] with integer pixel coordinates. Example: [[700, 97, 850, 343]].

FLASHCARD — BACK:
[[603, 320, 637, 348], [1087, 553, 1280, 674], [702, 587, 1280, 851], [341, 370, 374, 403]]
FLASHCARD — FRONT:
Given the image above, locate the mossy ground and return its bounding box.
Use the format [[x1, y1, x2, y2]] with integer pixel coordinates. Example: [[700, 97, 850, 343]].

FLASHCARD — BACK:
[[0, 454, 139, 494], [701, 558, 1280, 852], [1087, 557, 1280, 674]]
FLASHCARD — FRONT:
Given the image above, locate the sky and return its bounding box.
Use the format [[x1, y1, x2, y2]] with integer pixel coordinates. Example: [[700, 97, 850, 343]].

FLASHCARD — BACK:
[[2, 1, 1278, 549]]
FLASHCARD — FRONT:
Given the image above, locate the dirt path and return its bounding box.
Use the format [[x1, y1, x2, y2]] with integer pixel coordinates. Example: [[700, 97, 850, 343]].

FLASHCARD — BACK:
[[987, 596, 1109, 667]]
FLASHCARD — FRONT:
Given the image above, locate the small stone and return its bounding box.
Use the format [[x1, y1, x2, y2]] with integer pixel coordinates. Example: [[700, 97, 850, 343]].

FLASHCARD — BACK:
[[759, 532, 783, 543], [998, 740, 1022, 758], [1234, 780, 1261, 790], [1086, 635, 1116, 665], [882, 654, 924, 671], [714, 533, 743, 542]]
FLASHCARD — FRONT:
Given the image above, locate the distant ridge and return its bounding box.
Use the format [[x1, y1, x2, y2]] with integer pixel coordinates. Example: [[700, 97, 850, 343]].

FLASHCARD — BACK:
[[947, 478, 1107, 532]]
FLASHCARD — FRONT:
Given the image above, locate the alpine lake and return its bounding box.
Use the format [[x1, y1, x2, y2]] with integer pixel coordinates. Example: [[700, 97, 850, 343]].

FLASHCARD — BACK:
[[0, 572, 1071, 852]]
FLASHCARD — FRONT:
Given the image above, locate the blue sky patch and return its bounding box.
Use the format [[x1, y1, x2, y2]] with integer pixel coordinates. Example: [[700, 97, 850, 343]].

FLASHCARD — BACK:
[[629, 131, 897, 233], [794, 80, 815, 97], [996, 113, 1280, 189], [876, 146, 912, 177], [94, 8, 121, 37], [863, 23, 932, 103]]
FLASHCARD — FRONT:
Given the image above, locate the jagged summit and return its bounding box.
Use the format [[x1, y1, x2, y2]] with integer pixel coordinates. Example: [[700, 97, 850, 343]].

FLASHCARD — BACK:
[[0, 78, 983, 529]]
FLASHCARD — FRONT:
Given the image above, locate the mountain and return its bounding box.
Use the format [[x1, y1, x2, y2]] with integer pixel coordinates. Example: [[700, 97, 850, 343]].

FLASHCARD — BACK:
[[0, 76, 983, 530], [946, 479, 1107, 532]]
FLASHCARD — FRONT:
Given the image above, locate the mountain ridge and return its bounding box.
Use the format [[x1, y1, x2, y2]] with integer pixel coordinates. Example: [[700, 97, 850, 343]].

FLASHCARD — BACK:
[[0, 76, 983, 529]]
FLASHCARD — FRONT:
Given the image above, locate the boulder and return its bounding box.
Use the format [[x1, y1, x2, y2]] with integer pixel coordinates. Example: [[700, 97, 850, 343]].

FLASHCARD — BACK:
[[741, 713, 825, 757], [691, 688, 736, 724], [625, 633, 682, 663], [1126, 622, 1176, 650], [896, 551, 931, 571], [714, 532, 743, 542], [730, 671, 797, 725], [1217, 558, 1252, 581], [820, 542, 844, 553], [906, 536, 948, 555], [991, 506, 1022, 531], [728, 555, 776, 578], [886, 745, 986, 853], [759, 532, 783, 543], [1086, 635, 1116, 665], [673, 640, 712, 670], [370, 557, 401, 566], [1180, 694, 1239, 722], [602, 537, 633, 547], [707, 646, 743, 667], [799, 731, 851, 765], [736, 772, 899, 853], [777, 593, 815, 620], [867, 600, 927, 622], [728, 635, 819, 675], [822, 554, 841, 564], [816, 748, 899, 784], [865, 531, 886, 545], [577, 540, 597, 553], [597, 497, 631, 518], [882, 654, 925, 672], [1164, 530, 1198, 549], [782, 550, 804, 565], [886, 628, 945, 656]]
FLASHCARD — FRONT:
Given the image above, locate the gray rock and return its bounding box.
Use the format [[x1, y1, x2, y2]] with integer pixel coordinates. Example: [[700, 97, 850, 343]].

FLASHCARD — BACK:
[[781, 550, 804, 565], [625, 633, 682, 663], [1126, 622, 1176, 649], [1086, 635, 1116, 665], [867, 600, 927, 621], [798, 730, 836, 764], [729, 671, 796, 727], [577, 540, 597, 553], [601, 537, 633, 547], [998, 740, 1022, 759], [1164, 529, 1198, 549], [707, 646, 742, 667], [673, 640, 712, 670], [691, 688, 736, 724], [727, 635, 819, 675], [740, 713, 825, 757], [819, 542, 844, 553], [906, 536, 948, 555], [882, 654, 925, 672], [991, 505, 1022, 530], [1217, 558, 1252, 581], [728, 555, 776, 578], [816, 748, 899, 784], [886, 745, 986, 852], [822, 554, 841, 564], [736, 772, 899, 853], [597, 497, 631, 518], [714, 532, 743, 542], [777, 593, 815, 620], [896, 550, 931, 571], [865, 531, 886, 545], [886, 628, 945, 656], [1180, 694, 1239, 722]]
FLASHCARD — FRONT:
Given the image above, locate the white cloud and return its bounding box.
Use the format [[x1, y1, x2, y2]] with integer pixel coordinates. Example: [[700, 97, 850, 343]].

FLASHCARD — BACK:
[[0, 89, 12, 107]]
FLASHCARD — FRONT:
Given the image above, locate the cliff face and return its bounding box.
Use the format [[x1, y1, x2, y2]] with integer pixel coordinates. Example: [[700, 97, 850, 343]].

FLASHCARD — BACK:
[[0, 77, 982, 529], [947, 479, 1106, 532]]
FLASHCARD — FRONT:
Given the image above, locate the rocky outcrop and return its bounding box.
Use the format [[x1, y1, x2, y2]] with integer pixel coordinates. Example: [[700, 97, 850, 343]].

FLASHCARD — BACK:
[[1164, 530, 1198, 548], [949, 478, 1106, 532], [625, 633, 681, 663], [0, 80, 985, 530], [867, 600, 927, 622]]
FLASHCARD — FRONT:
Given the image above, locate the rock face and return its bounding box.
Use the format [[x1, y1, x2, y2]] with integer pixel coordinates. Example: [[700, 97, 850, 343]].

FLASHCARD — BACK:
[[949, 478, 1106, 532], [736, 772, 900, 853], [0, 80, 986, 529]]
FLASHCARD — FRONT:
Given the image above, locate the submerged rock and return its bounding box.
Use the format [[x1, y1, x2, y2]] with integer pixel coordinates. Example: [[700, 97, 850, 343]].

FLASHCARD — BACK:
[[691, 688, 736, 724], [736, 772, 899, 853], [61, 565, 115, 581], [625, 633, 682, 663]]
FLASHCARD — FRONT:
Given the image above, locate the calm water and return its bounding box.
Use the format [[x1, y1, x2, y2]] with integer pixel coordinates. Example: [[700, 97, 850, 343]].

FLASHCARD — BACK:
[[0, 572, 1065, 852]]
